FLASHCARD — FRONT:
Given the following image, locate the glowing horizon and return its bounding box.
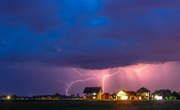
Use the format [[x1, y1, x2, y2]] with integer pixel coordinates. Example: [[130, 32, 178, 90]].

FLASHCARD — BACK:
[[62, 61, 179, 96]]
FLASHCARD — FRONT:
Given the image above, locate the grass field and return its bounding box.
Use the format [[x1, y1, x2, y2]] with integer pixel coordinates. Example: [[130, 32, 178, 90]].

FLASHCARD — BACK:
[[0, 100, 180, 110]]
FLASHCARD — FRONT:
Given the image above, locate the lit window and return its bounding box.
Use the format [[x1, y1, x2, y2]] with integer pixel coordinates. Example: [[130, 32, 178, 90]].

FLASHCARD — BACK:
[[121, 96, 128, 100], [117, 91, 125, 96], [154, 95, 163, 100], [119, 91, 124, 95]]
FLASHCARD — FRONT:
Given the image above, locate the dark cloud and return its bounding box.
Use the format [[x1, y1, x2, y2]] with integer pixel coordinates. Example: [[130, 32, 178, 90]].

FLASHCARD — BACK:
[[0, 0, 60, 32], [1, 0, 180, 96], [0, 0, 180, 69]]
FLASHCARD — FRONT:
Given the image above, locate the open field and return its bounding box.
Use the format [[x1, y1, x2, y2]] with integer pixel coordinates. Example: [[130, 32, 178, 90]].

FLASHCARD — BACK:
[[0, 100, 180, 110]]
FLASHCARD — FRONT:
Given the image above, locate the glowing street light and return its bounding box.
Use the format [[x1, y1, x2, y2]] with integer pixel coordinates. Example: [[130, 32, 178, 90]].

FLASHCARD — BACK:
[[6, 96, 11, 100]]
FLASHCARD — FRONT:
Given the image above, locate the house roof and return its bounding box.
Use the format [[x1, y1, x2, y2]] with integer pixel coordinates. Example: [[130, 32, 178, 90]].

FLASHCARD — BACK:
[[112, 89, 127, 96], [127, 91, 136, 96], [137, 87, 150, 92], [102, 93, 111, 96], [83, 87, 102, 93]]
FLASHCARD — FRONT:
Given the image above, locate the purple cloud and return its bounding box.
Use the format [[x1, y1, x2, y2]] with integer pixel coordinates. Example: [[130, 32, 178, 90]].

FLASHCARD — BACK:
[[0, 0, 60, 32], [0, 0, 180, 69]]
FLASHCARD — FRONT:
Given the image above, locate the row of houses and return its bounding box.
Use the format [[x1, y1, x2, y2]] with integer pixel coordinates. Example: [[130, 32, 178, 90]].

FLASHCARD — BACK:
[[1, 88, 179, 101], [83, 87, 178, 100]]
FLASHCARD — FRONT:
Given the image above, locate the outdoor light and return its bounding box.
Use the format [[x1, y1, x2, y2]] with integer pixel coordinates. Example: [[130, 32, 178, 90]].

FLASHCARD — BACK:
[[6, 96, 11, 100], [117, 90, 125, 96], [119, 91, 124, 95], [93, 97, 96, 99], [121, 96, 128, 100], [154, 95, 163, 100], [116, 90, 128, 100]]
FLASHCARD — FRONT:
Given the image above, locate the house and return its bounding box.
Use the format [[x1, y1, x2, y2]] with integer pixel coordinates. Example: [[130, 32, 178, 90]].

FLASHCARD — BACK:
[[137, 87, 150, 100], [83, 87, 102, 99], [114, 90, 128, 100], [101, 93, 111, 100], [159, 89, 171, 100], [112, 93, 117, 100], [152, 89, 177, 100], [126, 91, 138, 100], [152, 91, 163, 100]]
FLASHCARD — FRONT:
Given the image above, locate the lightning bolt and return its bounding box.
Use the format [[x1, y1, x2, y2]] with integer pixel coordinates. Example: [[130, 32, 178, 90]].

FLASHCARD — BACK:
[[57, 80, 69, 91], [102, 70, 120, 93], [72, 68, 96, 77], [65, 68, 121, 96], [65, 77, 101, 96], [65, 68, 100, 96], [133, 64, 151, 73], [65, 64, 151, 96]]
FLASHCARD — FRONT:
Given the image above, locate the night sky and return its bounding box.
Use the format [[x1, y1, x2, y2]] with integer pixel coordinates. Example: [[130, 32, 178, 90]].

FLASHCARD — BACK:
[[0, 0, 180, 96]]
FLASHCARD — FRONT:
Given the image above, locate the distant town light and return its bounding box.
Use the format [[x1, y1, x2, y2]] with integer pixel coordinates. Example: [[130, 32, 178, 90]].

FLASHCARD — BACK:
[[139, 96, 142, 100], [93, 96, 96, 99], [6, 96, 11, 100]]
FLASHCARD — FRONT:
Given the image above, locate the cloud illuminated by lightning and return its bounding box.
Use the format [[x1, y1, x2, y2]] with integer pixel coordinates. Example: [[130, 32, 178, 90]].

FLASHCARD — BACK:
[[65, 68, 101, 95], [65, 64, 153, 96], [72, 68, 95, 77], [133, 64, 151, 73], [65, 77, 101, 96], [102, 70, 120, 93], [65, 68, 120, 95]]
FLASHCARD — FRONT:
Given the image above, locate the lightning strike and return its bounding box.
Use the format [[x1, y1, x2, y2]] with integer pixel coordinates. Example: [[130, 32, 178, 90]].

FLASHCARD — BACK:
[[72, 68, 96, 77], [133, 64, 151, 73], [57, 80, 69, 91], [65, 77, 101, 96], [65, 68, 100, 96], [65, 64, 151, 96], [102, 70, 120, 92], [124, 64, 152, 74]]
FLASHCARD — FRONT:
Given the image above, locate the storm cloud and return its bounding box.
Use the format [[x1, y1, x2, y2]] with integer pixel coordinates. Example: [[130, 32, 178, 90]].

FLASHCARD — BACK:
[[0, 0, 180, 69]]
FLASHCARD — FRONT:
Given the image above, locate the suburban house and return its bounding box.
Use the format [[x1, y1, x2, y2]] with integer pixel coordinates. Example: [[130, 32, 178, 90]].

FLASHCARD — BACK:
[[101, 93, 111, 100], [151, 89, 174, 100], [126, 91, 138, 100], [113, 90, 128, 100], [137, 87, 150, 100], [83, 87, 102, 99], [152, 91, 163, 100], [82, 86, 180, 101], [112, 90, 138, 100]]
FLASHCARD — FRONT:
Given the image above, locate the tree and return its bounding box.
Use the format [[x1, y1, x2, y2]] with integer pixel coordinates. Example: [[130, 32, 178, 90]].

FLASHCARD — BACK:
[[172, 91, 180, 100], [77, 93, 80, 98]]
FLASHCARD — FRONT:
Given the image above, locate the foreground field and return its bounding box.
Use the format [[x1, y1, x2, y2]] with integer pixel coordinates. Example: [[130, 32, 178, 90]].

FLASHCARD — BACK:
[[0, 100, 180, 110]]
